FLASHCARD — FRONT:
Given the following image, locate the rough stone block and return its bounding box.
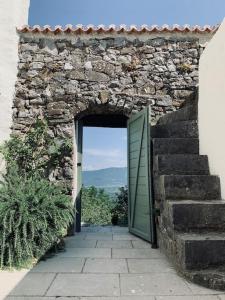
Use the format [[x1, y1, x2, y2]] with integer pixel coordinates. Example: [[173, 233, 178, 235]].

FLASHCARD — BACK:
[[177, 233, 225, 270], [151, 120, 198, 138], [86, 70, 109, 82], [152, 138, 199, 155], [158, 105, 197, 125], [153, 154, 209, 175], [160, 175, 221, 200], [166, 200, 225, 232]]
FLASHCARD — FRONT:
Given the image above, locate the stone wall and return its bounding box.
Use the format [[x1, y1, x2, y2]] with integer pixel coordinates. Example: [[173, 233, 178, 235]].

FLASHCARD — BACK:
[[13, 32, 212, 187]]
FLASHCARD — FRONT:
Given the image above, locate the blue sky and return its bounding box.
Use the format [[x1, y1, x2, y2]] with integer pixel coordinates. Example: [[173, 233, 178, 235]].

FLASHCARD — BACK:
[[29, 0, 225, 170], [83, 127, 127, 170], [29, 0, 225, 26]]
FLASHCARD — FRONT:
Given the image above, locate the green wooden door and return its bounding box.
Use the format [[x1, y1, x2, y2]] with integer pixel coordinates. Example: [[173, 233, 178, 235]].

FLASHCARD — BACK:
[[127, 106, 155, 243]]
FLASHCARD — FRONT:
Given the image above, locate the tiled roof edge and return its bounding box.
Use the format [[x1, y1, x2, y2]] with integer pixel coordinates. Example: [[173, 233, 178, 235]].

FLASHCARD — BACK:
[[17, 24, 219, 34]]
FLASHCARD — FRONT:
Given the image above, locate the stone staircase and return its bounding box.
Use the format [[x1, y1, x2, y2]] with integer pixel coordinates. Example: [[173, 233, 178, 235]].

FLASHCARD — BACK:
[[152, 101, 225, 290]]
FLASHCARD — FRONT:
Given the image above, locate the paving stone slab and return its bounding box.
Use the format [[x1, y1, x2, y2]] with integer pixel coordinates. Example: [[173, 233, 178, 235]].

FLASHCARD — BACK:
[[31, 258, 85, 273], [127, 258, 175, 273], [131, 240, 152, 249], [3, 226, 222, 299], [113, 234, 141, 241], [80, 297, 155, 300], [65, 239, 97, 248], [66, 234, 86, 240], [112, 248, 163, 259], [9, 273, 55, 296], [156, 296, 220, 300], [85, 232, 113, 235], [46, 274, 120, 297], [82, 226, 113, 233], [97, 240, 132, 249], [112, 227, 129, 233], [53, 298, 79, 300], [85, 234, 113, 240], [83, 258, 128, 273], [95, 227, 114, 233], [6, 297, 56, 300], [57, 248, 111, 258], [120, 273, 192, 296]]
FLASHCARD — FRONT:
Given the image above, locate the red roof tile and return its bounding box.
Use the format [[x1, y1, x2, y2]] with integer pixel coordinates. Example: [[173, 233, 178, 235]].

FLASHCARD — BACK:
[[17, 24, 219, 35]]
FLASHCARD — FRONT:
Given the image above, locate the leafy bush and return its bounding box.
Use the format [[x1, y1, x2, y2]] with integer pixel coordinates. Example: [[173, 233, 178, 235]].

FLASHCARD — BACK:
[[0, 119, 74, 269], [0, 165, 74, 268], [111, 186, 128, 225], [1, 119, 72, 177], [81, 186, 114, 225]]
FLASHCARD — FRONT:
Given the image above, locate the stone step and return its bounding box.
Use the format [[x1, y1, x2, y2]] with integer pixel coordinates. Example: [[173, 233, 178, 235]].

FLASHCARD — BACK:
[[153, 154, 209, 175], [160, 175, 221, 200], [166, 200, 225, 232], [185, 267, 225, 290], [157, 105, 197, 125], [152, 138, 199, 155], [151, 120, 198, 138], [177, 232, 225, 270]]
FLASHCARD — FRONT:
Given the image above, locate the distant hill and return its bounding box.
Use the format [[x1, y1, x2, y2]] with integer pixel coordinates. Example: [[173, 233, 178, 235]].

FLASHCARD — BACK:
[[82, 167, 127, 187]]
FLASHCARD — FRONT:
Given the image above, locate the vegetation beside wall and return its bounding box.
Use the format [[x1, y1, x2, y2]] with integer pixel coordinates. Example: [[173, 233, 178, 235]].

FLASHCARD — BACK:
[[81, 186, 114, 225], [81, 186, 128, 226], [1, 119, 72, 178], [111, 186, 128, 226], [0, 119, 74, 269]]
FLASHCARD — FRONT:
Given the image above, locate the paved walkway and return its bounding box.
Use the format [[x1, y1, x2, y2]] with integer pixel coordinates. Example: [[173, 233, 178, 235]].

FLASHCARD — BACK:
[[1, 226, 225, 299]]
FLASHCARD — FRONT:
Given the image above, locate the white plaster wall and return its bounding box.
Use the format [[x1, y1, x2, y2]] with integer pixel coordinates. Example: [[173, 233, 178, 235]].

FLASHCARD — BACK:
[[199, 19, 225, 198], [0, 0, 30, 144]]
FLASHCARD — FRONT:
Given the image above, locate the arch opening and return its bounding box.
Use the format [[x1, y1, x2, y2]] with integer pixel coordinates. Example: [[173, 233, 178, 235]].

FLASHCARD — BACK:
[[74, 112, 128, 232]]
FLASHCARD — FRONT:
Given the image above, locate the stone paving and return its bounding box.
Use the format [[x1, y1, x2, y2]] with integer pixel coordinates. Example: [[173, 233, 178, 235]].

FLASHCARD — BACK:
[[1, 226, 225, 300]]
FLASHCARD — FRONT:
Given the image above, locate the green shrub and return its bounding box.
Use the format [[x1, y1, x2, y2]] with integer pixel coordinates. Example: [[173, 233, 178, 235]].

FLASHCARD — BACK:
[[0, 165, 74, 269], [111, 186, 128, 225], [81, 186, 114, 225], [1, 119, 72, 177], [0, 119, 74, 269]]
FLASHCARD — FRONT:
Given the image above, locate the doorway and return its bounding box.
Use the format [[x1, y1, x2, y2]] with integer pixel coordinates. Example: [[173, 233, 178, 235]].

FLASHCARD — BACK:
[[74, 108, 156, 245], [82, 126, 127, 228]]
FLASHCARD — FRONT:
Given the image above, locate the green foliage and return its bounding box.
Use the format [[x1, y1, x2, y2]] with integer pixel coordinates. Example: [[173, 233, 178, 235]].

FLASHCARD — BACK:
[[81, 186, 114, 225], [1, 119, 72, 176], [0, 119, 74, 269], [112, 186, 128, 225], [0, 165, 74, 269]]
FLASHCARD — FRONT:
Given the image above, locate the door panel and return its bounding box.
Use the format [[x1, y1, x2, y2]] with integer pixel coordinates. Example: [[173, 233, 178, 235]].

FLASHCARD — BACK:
[[127, 106, 155, 243]]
